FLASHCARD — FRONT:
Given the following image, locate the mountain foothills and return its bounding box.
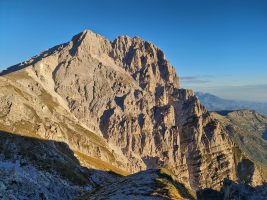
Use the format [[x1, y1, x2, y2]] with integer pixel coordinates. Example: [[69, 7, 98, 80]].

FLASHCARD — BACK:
[[0, 30, 267, 200]]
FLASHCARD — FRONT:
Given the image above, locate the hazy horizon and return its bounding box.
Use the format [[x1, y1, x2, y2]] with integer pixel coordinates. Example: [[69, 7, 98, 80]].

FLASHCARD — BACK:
[[193, 86, 267, 103]]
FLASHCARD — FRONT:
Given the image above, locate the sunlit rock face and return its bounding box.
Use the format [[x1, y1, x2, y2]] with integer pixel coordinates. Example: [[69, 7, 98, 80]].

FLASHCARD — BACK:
[[0, 30, 266, 194]]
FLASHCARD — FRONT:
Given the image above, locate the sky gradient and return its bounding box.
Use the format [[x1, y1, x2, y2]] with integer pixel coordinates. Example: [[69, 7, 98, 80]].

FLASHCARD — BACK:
[[1, 0, 267, 102]]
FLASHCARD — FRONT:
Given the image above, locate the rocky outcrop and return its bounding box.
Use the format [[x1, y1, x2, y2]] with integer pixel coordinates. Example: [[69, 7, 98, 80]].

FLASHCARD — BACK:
[[211, 110, 267, 186], [1, 30, 266, 195], [78, 168, 196, 200], [197, 179, 267, 200]]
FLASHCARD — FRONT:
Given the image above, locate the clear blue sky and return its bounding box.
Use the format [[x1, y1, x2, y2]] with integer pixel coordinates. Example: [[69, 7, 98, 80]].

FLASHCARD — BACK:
[[1, 0, 267, 102]]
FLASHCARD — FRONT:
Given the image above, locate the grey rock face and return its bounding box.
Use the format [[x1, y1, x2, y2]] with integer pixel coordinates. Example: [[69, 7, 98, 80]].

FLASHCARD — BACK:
[[1, 30, 266, 193], [48, 30, 235, 190]]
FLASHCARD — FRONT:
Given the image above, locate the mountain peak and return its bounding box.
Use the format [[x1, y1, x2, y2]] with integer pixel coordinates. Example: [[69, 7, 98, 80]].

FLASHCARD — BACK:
[[70, 29, 111, 57], [71, 29, 105, 42]]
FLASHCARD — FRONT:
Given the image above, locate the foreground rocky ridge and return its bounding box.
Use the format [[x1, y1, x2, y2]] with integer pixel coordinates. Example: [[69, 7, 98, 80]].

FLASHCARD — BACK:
[[0, 30, 267, 199], [78, 168, 196, 200], [0, 130, 125, 199]]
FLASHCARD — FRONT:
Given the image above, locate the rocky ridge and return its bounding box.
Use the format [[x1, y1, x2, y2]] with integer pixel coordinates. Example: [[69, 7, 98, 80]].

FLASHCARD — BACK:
[[0, 30, 267, 199], [78, 168, 196, 200]]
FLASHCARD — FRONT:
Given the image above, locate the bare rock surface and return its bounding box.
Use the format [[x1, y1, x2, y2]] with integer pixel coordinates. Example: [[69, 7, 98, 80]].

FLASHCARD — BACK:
[[0, 130, 120, 200], [197, 179, 267, 200], [78, 169, 196, 200], [0, 30, 267, 199]]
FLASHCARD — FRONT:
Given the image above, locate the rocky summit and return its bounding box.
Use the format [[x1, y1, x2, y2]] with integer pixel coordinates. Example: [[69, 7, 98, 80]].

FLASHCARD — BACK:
[[0, 30, 267, 200]]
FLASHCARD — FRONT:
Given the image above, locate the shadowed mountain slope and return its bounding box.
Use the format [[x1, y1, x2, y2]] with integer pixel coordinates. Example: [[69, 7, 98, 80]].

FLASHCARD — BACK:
[[0, 130, 196, 200], [0, 130, 122, 199]]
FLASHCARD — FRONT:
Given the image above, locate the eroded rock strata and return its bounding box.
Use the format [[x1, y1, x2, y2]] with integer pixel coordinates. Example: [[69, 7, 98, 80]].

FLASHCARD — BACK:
[[0, 30, 266, 198]]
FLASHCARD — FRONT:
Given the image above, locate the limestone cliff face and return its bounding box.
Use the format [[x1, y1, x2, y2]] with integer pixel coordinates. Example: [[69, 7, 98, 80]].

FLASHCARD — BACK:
[[1, 30, 266, 192]]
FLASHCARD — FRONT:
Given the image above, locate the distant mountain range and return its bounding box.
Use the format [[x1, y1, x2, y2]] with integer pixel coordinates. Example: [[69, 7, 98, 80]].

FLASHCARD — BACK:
[[196, 92, 267, 116]]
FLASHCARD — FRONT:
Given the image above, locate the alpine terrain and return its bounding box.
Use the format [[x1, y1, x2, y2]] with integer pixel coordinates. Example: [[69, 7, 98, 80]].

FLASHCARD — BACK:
[[0, 30, 266, 200]]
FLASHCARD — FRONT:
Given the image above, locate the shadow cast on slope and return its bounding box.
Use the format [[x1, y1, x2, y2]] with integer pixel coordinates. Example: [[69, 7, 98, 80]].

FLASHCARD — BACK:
[[237, 159, 255, 184], [0, 130, 193, 200], [197, 179, 267, 200], [197, 159, 266, 200], [262, 129, 267, 140], [158, 168, 196, 200], [0, 130, 120, 186], [214, 110, 236, 116]]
